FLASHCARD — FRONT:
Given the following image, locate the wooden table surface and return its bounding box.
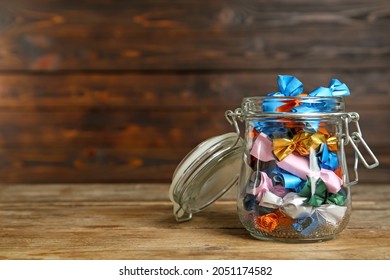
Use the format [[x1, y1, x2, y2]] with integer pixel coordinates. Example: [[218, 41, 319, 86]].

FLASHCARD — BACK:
[[0, 183, 389, 260]]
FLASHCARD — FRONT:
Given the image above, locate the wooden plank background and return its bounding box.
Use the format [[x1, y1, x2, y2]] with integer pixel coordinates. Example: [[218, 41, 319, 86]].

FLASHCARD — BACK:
[[0, 0, 389, 184]]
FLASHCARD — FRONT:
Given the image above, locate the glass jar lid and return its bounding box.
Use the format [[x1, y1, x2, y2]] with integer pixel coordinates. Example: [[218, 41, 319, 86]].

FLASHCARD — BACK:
[[169, 132, 244, 222]]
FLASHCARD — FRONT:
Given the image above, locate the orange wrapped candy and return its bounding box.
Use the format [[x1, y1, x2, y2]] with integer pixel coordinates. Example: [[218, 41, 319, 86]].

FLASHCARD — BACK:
[[255, 210, 293, 232], [255, 213, 279, 232]]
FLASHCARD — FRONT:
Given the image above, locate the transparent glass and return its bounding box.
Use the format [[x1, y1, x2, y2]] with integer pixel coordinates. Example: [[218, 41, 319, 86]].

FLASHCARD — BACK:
[[237, 96, 351, 242]]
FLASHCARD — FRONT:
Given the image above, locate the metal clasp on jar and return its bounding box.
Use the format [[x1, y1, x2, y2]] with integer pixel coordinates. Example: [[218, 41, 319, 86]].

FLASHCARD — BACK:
[[225, 108, 244, 148], [341, 112, 379, 186]]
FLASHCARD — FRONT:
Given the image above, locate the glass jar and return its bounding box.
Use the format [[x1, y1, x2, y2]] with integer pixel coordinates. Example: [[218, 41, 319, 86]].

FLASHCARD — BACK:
[[235, 96, 377, 242], [170, 92, 379, 242]]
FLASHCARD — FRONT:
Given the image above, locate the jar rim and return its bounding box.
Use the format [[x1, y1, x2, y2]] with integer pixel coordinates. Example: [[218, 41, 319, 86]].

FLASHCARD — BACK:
[[242, 95, 345, 101], [242, 95, 346, 115]]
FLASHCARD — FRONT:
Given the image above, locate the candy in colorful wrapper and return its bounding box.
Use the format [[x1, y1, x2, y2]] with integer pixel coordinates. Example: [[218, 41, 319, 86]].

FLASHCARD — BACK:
[[243, 171, 279, 216], [325, 136, 338, 152], [264, 75, 350, 110], [293, 214, 324, 236], [318, 144, 339, 171], [278, 153, 342, 193], [258, 189, 347, 225], [267, 75, 303, 97], [245, 170, 275, 194], [248, 171, 289, 199], [296, 147, 345, 206], [262, 75, 351, 133], [259, 191, 313, 219], [250, 132, 275, 162], [299, 147, 328, 207], [255, 209, 294, 232], [298, 177, 329, 207], [253, 122, 292, 139], [255, 212, 279, 232], [268, 166, 305, 193], [304, 147, 344, 205], [272, 130, 325, 161], [248, 131, 348, 236], [308, 78, 350, 97], [293, 216, 318, 234], [327, 191, 347, 206], [250, 132, 342, 194], [248, 171, 272, 196]]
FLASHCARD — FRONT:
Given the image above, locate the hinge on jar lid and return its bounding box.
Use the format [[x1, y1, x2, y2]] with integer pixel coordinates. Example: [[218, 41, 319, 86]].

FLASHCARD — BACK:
[[341, 112, 379, 186], [225, 108, 243, 147]]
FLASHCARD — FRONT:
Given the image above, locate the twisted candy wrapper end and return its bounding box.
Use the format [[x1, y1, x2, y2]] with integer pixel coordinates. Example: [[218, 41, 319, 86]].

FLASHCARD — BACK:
[[272, 131, 326, 161], [250, 133, 275, 162], [268, 75, 303, 97], [309, 78, 350, 97], [259, 192, 312, 219]]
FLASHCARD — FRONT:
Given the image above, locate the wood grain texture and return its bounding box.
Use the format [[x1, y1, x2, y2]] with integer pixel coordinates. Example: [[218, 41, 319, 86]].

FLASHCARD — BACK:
[[0, 71, 388, 183], [0, 145, 387, 183], [0, 183, 389, 259], [0, 1, 389, 184], [0, 0, 389, 70], [0, 72, 389, 110]]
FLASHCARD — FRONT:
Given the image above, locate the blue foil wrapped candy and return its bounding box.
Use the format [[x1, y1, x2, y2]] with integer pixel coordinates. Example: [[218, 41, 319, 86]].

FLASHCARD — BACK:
[[318, 144, 339, 171], [263, 75, 351, 121], [268, 75, 304, 97], [309, 78, 350, 97]]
